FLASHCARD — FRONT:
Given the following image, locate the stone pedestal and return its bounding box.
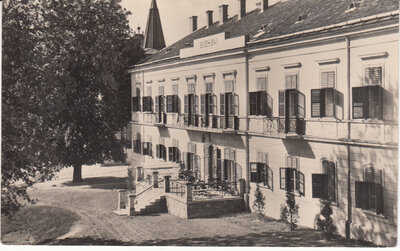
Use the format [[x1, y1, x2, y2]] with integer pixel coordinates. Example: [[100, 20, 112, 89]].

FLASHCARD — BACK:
[[128, 194, 136, 216], [165, 176, 171, 192], [117, 189, 127, 210], [185, 183, 193, 203], [153, 171, 159, 188]]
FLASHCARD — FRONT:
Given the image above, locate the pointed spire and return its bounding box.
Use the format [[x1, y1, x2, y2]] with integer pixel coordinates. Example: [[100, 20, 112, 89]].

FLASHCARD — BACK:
[[144, 0, 166, 50]]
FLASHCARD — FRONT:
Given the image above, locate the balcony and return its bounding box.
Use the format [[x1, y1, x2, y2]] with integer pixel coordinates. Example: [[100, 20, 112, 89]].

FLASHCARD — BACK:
[[249, 117, 305, 137]]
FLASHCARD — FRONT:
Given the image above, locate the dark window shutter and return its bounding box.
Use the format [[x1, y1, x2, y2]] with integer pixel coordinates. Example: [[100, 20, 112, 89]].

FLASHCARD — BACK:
[[220, 94, 225, 115], [368, 85, 383, 119], [184, 95, 188, 114], [279, 90, 285, 117], [352, 87, 366, 119], [299, 172, 305, 196], [155, 96, 159, 113], [312, 174, 328, 199], [223, 159, 228, 181], [166, 96, 173, 113], [355, 181, 367, 209], [311, 89, 321, 117], [376, 184, 384, 215], [250, 92, 258, 115], [156, 145, 160, 158], [280, 168, 286, 190], [169, 147, 173, 161]]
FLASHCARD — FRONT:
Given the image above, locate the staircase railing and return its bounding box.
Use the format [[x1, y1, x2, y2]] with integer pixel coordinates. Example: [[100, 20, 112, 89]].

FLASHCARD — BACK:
[[135, 178, 165, 199]]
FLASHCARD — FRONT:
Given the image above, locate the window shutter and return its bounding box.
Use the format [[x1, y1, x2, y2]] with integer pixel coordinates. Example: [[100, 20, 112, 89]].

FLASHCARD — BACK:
[[176, 148, 181, 163], [207, 94, 213, 114], [155, 96, 159, 113], [299, 172, 305, 196], [355, 181, 367, 209], [156, 145, 160, 158], [182, 151, 187, 168], [261, 164, 266, 185], [220, 94, 225, 115], [266, 92, 273, 117], [266, 166, 273, 190], [212, 95, 217, 114], [223, 159, 228, 181], [311, 89, 322, 117], [352, 87, 367, 119], [184, 95, 188, 114], [280, 168, 287, 190], [365, 67, 382, 86], [169, 147, 173, 161], [368, 85, 383, 119], [194, 95, 199, 115], [325, 88, 335, 117], [322, 71, 335, 88], [376, 184, 384, 215], [250, 92, 258, 115], [166, 96, 172, 113], [149, 143, 153, 156], [279, 90, 286, 117], [160, 96, 165, 113], [194, 155, 201, 178], [297, 91, 305, 118], [233, 94, 239, 116], [334, 90, 344, 119], [204, 145, 209, 180], [163, 146, 167, 160], [200, 94, 205, 115], [312, 174, 328, 199]]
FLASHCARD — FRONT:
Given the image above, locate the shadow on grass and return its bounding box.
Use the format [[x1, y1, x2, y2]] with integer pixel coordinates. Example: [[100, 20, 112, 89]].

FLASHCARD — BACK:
[[61, 177, 131, 190], [45, 229, 376, 247]]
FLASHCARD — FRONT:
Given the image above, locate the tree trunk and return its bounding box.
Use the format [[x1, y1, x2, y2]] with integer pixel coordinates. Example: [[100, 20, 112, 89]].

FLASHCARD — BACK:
[[73, 164, 83, 182]]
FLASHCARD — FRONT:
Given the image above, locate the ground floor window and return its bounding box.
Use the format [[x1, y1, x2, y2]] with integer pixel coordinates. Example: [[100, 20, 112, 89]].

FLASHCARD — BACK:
[[250, 163, 273, 190], [133, 140, 141, 154], [168, 147, 180, 163], [280, 156, 304, 196], [355, 165, 384, 215], [156, 144, 167, 161], [312, 160, 336, 201], [142, 142, 152, 156]]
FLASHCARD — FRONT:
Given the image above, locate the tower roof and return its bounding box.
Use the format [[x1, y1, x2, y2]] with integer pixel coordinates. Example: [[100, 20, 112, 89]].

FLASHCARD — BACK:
[[144, 0, 166, 50]]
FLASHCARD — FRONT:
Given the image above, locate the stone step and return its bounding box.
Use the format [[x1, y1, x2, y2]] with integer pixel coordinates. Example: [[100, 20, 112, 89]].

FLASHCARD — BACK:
[[113, 208, 129, 216]]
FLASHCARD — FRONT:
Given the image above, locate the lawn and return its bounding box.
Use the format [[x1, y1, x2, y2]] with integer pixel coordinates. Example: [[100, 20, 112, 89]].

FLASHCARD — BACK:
[[1, 205, 80, 244]]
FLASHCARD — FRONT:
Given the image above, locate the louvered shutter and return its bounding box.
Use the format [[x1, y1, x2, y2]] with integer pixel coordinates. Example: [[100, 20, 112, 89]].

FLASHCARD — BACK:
[[325, 88, 335, 117], [234, 94, 239, 116], [355, 181, 367, 209], [297, 91, 305, 118], [299, 172, 305, 196], [168, 147, 173, 161], [311, 89, 322, 117], [184, 95, 188, 114], [334, 90, 344, 119], [260, 163, 266, 185], [194, 95, 199, 114], [195, 155, 201, 179], [279, 90, 286, 117], [266, 166, 273, 190], [368, 85, 383, 119], [265, 92, 273, 117], [161, 96, 165, 113], [312, 174, 328, 199], [280, 168, 287, 190], [204, 145, 209, 180], [182, 151, 188, 169], [156, 145, 160, 158], [352, 87, 367, 119], [365, 67, 382, 86], [200, 94, 205, 115], [250, 92, 258, 115], [211, 94, 217, 114], [376, 184, 384, 215]]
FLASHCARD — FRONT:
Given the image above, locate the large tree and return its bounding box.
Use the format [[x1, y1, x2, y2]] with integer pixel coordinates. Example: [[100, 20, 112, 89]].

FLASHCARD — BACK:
[[41, 0, 144, 182], [2, 0, 144, 213]]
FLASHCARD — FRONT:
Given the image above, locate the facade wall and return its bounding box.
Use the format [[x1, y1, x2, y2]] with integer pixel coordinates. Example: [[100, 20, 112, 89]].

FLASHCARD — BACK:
[[130, 24, 398, 246]]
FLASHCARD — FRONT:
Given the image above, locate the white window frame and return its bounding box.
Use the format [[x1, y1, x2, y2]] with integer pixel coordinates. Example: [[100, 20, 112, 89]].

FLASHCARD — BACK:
[[320, 69, 336, 88], [363, 64, 384, 87], [285, 72, 299, 90]]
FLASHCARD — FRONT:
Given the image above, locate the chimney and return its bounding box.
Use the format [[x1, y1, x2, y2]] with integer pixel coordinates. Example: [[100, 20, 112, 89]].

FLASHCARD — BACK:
[[262, 0, 269, 12], [219, 5, 228, 24], [238, 0, 246, 19], [189, 16, 198, 33], [206, 10, 213, 28]]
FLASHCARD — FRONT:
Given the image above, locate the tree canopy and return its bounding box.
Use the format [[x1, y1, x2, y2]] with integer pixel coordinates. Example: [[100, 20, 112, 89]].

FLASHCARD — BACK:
[[2, 0, 144, 213]]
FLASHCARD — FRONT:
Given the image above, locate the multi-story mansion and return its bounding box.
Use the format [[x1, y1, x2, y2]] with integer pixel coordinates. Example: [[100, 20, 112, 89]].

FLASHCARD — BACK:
[[128, 0, 398, 246]]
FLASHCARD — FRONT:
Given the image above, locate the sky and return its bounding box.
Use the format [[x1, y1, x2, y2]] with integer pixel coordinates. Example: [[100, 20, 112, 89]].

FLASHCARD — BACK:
[[121, 0, 282, 46]]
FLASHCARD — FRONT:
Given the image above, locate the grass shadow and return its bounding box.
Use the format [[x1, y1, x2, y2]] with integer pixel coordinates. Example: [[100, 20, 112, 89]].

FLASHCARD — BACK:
[[61, 176, 131, 190]]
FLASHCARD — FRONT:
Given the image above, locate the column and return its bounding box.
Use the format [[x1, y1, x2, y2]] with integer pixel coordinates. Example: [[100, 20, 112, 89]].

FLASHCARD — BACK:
[[128, 194, 136, 216], [153, 171, 159, 188], [185, 182, 193, 203]]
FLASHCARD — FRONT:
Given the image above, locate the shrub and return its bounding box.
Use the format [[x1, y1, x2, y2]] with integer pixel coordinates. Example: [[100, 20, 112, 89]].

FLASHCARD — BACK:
[[315, 200, 337, 240], [253, 184, 266, 220], [280, 190, 299, 230]]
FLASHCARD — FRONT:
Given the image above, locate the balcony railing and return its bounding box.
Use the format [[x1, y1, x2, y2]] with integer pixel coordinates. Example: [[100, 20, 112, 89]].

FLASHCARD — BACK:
[[254, 117, 305, 136]]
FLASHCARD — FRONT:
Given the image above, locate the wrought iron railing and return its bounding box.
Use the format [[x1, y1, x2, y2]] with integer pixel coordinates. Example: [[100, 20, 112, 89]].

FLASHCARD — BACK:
[[263, 117, 305, 135], [169, 180, 186, 197]]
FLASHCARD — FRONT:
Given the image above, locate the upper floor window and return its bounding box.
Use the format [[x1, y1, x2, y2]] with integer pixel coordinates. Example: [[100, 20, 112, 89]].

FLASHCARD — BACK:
[[355, 165, 384, 215], [172, 84, 179, 95], [187, 77, 196, 94], [224, 73, 236, 93], [204, 75, 214, 93], [158, 86, 165, 96], [142, 96, 153, 112], [166, 95, 179, 113], [257, 77, 267, 91], [352, 85, 383, 119], [146, 86, 152, 96], [321, 71, 335, 88], [285, 74, 298, 89], [364, 66, 382, 86], [312, 160, 336, 202], [133, 133, 141, 154]]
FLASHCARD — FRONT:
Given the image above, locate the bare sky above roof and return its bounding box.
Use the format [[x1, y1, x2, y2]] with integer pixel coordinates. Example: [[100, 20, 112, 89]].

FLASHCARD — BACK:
[[121, 0, 282, 46]]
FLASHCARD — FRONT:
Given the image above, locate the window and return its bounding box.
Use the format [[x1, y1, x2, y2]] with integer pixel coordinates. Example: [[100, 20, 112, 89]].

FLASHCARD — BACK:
[[187, 77, 196, 94], [285, 74, 298, 89], [200, 93, 217, 127], [257, 77, 267, 91], [280, 156, 304, 196], [146, 86, 152, 96], [312, 160, 336, 201], [321, 71, 335, 88], [355, 165, 384, 215], [172, 84, 179, 95], [184, 94, 199, 126], [156, 144, 167, 160], [311, 88, 343, 118], [142, 96, 153, 112], [158, 86, 164, 96], [223, 148, 240, 182], [220, 93, 239, 130], [250, 159, 273, 189], [204, 75, 214, 93], [224, 73, 235, 93], [132, 97, 140, 112], [142, 142, 152, 156], [166, 95, 179, 113], [279, 90, 305, 118], [168, 147, 180, 162], [155, 96, 165, 113], [249, 91, 272, 116], [133, 133, 141, 154], [364, 66, 382, 86], [352, 85, 383, 119]]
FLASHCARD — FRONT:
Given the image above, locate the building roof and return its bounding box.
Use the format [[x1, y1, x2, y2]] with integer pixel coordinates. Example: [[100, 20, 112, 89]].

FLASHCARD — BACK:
[[139, 0, 399, 65], [144, 0, 166, 50]]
